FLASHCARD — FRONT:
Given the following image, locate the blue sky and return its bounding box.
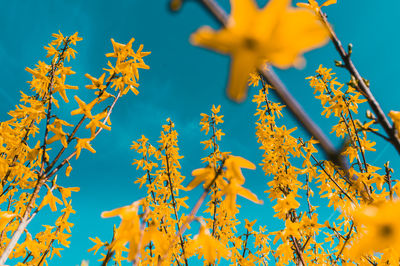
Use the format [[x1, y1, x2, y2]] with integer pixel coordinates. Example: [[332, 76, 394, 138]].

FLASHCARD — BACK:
[[1, 0, 400, 265]]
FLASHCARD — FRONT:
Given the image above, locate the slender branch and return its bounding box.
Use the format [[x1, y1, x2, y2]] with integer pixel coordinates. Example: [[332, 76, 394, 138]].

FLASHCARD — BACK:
[[318, 9, 400, 154], [144, 145, 157, 202], [1, 39, 70, 187], [333, 222, 354, 265], [385, 162, 394, 201], [141, 143, 182, 266], [301, 236, 311, 252], [358, 128, 390, 142], [209, 116, 220, 238], [340, 114, 366, 171], [36, 213, 66, 265], [101, 250, 115, 266], [46, 92, 122, 181], [241, 229, 250, 258], [345, 99, 368, 172], [39, 60, 56, 176], [290, 235, 306, 266], [298, 139, 356, 204], [164, 135, 189, 266]]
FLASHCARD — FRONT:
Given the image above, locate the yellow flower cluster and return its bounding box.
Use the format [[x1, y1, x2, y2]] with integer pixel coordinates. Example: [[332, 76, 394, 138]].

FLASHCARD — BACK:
[[5, 0, 400, 264], [92, 107, 265, 265], [248, 64, 400, 264], [90, 60, 399, 265], [0, 31, 150, 265]]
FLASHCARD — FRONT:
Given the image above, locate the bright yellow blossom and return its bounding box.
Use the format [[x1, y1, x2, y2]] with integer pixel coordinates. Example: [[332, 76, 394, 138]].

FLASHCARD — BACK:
[[39, 189, 63, 212], [75, 138, 96, 159], [192, 221, 230, 263], [85, 73, 107, 91]]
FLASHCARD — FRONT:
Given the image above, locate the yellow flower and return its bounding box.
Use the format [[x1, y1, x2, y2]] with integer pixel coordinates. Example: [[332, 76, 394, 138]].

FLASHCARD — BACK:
[[75, 138, 96, 159], [47, 118, 73, 147], [69, 32, 83, 46], [86, 111, 112, 138], [88, 237, 105, 255], [65, 165, 73, 177], [244, 218, 257, 232], [191, 0, 329, 102], [186, 156, 263, 213], [186, 166, 215, 190], [192, 221, 230, 263], [70, 96, 97, 119], [38, 189, 63, 212]]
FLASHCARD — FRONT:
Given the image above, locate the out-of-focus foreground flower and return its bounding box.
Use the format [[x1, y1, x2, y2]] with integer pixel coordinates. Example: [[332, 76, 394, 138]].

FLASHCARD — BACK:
[[191, 0, 329, 102]]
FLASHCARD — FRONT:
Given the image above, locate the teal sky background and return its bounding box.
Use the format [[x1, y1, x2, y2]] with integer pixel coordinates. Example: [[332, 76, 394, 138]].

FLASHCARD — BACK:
[[1, 0, 400, 265]]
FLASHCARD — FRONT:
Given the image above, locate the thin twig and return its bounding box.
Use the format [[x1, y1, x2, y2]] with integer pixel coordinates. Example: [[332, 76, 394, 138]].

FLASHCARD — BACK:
[[163, 126, 189, 266], [0, 87, 121, 265], [333, 222, 354, 265], [318, 9, 400, 154], [290, 235, 306, 266]]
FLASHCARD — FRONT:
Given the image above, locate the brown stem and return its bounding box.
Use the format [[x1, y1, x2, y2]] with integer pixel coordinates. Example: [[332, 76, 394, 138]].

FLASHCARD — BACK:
[[241, 229, 250, 258], [164, 142, 189, 266], [318, 10, 400, 154], [290, 235, 306, 266], [101, 227, 116, 266], [209, 117, 219, 238], [340, 114, 365, 172], [358, 128, 390, 142], [46, 92, 121, 181], [101, 250, 115, 266], [163, 120, 189, 265], [36, 214, 66, 265], [45, 73, 117, 175], [44, 115, 85, 174], [320, 75, 366, 173], [298, 139, 356, 204]]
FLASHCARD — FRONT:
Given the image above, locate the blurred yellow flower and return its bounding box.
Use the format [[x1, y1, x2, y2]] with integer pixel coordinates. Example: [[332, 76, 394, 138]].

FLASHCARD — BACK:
[[348, 200, 400, 257], [191, 0, 329, 102], [192, 220, 230, 263]]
